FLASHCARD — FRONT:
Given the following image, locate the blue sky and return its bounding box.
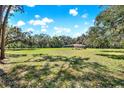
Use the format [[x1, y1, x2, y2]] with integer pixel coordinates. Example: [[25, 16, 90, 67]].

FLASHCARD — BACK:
[[9, 5, 103, 37]]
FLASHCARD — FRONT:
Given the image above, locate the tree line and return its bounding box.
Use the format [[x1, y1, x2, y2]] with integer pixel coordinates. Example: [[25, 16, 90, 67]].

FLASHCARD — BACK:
[[6, 26, 77, 48]]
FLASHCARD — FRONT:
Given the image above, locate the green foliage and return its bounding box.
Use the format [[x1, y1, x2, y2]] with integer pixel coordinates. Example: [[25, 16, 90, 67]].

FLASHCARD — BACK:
[[6, 27, 74, 48], [86, 6, 124, 48]]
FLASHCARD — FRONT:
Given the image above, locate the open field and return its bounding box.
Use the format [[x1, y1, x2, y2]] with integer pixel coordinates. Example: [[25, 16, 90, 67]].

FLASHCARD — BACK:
[[0, 48, 124, 88]]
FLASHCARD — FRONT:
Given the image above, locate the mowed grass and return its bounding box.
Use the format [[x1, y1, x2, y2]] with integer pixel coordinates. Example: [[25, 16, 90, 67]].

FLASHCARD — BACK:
[[0, 48, 124, 88]]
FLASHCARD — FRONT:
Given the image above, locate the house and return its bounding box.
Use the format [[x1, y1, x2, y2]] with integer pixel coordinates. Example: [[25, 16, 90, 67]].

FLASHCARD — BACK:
[[64, 44, 87, 49], [73, 44, 86, 48]]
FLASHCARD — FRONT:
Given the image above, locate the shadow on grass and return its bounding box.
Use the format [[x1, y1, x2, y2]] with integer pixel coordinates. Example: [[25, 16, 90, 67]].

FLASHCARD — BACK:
[[7, 48, 37, 51], [6, 54, 89, 65], [0, 69, 19, 87], [6, 54, 27, 58], [1, 58, 124, 87], [37, 55, 89, 63], [96, 54, 124, 60], [101, 50, 124, 53]]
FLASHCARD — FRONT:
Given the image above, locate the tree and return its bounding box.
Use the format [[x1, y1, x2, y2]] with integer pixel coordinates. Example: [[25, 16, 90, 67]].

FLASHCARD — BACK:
[[58, 36, 73, 45], [0, 5, 23, 60], [75, 34, 86, 44], [78, 6, 124, 48], [0, 5, 12, 59], [5, 26, 24, 46], [95, 6, 124, 48]]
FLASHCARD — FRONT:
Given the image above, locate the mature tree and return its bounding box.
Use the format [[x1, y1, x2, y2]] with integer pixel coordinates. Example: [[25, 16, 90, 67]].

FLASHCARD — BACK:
[[79, 6, 124, 48], [0, 5, 12, 59], [5, 26, 25, 46], [0, 5, 23, 60], [58, 36, 73, 45], [95, 6, 124, 48], [75, 34, 86, 44]]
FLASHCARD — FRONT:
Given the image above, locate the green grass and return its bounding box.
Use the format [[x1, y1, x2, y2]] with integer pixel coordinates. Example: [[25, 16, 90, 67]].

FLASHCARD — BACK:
[[0, 48, 124, 88]]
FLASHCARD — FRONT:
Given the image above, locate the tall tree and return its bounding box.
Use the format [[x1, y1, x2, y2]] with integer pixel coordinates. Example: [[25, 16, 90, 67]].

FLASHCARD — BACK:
[[0, 5, 12, 59], [0, 5, 23, 60]]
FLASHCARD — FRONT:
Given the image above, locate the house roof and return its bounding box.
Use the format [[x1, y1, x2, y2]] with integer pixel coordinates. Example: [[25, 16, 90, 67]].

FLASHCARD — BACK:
[[64, 44, 86, 47]]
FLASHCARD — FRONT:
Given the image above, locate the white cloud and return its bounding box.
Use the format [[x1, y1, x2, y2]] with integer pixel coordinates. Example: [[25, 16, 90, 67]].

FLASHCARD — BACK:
[[35, 15, 40, 19], [29, 20, 46, 26], [41, 25, 48, 32], [16, 20, 25, 27], [92, 19, 95, 23], [28, 20, 34, 25], [84, 22, 89, 25], [41, 29, 47, 32], [54, 27, 71, 33], [29, 17, 54, 33], [74, 25, 79, 28], [81, 13, 88, 18], [27, 28, 34, 32], [28, 17, 54, 26], [42, 17, 54, 23], [69, 8, 78, 16], [27, 5, 35, 7]]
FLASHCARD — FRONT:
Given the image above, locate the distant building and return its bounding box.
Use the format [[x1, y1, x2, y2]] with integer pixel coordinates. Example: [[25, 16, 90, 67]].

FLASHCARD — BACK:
[[64, 44, 87, 49]]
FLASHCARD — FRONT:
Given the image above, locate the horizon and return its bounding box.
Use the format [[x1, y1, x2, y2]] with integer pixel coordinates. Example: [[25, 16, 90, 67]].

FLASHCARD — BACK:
[[9, 5, 104, 38]]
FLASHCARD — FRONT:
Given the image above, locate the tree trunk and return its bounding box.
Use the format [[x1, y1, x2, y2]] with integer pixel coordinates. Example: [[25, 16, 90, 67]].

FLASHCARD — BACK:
[[0, 5, 12, 60], [0, 6, 3, 59], [0, 26, 5, 59]]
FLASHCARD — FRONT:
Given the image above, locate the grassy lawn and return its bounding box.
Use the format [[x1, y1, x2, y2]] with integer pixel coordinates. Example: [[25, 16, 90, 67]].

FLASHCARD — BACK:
[[0, 48, 124, 88]]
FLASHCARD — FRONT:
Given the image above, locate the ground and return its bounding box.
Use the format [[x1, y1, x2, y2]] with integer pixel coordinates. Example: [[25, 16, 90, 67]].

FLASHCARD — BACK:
[[0, 48, 124, 88]]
